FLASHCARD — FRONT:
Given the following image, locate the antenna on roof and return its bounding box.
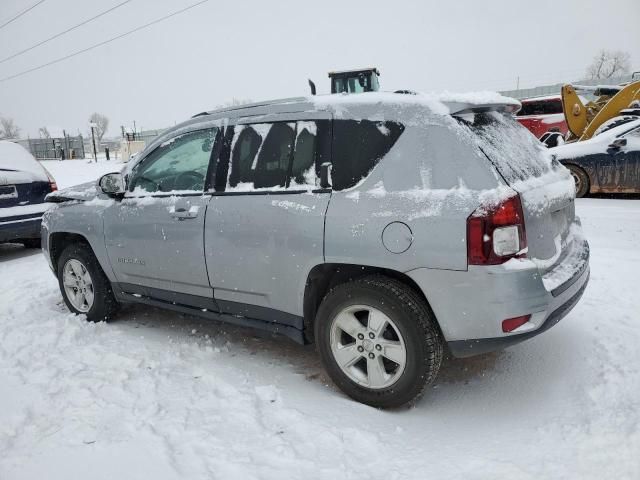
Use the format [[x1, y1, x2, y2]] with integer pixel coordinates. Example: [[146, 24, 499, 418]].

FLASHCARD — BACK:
[[308, 79, 316, 96]]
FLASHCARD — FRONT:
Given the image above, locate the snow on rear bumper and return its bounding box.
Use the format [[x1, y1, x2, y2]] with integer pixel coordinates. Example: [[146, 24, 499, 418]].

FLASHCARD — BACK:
[[540, 223, 590, 297]]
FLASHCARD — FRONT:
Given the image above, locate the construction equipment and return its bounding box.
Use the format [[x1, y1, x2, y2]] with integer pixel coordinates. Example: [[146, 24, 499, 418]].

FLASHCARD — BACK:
[[561, 80, 640, 141], [328, 67, 380, 94]]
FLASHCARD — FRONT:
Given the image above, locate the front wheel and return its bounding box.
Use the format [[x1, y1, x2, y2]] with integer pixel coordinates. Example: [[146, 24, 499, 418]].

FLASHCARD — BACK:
[[57, 243, 119, 322], [315, 275, 443, 408]]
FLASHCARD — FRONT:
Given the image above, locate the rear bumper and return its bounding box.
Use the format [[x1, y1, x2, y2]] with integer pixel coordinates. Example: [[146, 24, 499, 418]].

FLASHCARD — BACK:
[[0, 215, 42, 242], [448, 267, 589, 357], [406, 236, 590, 358]]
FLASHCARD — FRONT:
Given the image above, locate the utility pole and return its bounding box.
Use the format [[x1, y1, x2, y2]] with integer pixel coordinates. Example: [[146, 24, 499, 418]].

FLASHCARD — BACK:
[[516, 76, 520, 90], [89, 122, 97, 162]]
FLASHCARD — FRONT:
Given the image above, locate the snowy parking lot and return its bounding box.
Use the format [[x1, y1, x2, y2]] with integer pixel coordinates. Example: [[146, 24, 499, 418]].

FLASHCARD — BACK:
[[1, 159, 639, 479]]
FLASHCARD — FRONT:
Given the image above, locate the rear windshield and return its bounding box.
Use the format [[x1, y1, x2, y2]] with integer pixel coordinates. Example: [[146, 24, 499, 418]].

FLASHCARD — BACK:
[[458, 112, 552, 183]]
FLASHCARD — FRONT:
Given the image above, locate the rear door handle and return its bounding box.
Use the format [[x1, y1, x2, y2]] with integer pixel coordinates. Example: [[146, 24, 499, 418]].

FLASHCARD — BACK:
[[169, 205, 199, 220]]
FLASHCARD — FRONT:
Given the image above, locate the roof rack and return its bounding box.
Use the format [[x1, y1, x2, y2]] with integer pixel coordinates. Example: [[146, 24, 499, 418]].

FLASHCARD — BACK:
[[191, 96, 308, 118]]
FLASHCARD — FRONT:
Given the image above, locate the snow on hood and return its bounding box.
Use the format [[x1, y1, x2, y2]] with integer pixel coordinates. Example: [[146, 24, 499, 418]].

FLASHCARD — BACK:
[[0, 140, 48, 182], [46, 180, 100, 203], [551, 118, 640, 161]]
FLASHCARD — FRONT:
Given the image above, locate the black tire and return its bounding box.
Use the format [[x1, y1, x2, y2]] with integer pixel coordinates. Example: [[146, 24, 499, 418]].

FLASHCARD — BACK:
[[57, 243, 119, 322], [314, 275, 443, 408], [21, 238, 41, 248], [567, 165, 589, 198]]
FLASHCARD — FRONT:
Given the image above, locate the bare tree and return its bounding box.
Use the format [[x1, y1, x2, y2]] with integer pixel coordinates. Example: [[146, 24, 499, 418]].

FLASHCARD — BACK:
[[89, 112, 109, 141], [587, 50, 631, 80], [39, 127, 51, 139], [0, 116, 21, 139]]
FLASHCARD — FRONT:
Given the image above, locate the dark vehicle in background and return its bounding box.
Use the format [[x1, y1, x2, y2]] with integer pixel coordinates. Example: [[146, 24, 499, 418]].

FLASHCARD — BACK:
[[551, 117, 640, 197], [516, 95, 568, 139], [0, 141, 56, 247]]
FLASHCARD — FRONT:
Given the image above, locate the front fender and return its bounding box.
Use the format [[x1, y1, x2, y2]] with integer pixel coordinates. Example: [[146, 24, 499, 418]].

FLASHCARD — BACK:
[[42, 200, 116, 282]]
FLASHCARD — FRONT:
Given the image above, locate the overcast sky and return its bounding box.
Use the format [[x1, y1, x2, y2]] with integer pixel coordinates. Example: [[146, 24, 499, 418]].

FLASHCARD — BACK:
[[1, 0, 638, 138]]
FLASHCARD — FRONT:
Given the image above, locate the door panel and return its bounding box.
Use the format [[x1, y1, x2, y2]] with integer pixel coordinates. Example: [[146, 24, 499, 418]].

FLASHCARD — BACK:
[[204, 116, 332, 320], [104, 195, 212, 297], [103, 127, 219, 299], [205, 192, 330, 320]]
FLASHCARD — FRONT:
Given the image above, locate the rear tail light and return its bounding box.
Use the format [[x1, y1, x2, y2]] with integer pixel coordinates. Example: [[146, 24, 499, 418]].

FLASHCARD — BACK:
[[467, 194, 527, 265], [42, 166, 57, 192], [502, 315, 531, 333]]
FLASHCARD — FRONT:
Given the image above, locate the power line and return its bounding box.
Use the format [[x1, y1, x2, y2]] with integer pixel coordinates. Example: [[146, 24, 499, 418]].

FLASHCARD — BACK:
[[0, 0, 47, 30], [0, 0, 132, 65], [0, 0, 209, 83]]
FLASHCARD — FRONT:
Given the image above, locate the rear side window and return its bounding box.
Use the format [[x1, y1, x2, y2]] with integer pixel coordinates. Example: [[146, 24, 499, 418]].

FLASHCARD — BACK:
[[331, 120, 404, 190], [223, 121, 330, 192]]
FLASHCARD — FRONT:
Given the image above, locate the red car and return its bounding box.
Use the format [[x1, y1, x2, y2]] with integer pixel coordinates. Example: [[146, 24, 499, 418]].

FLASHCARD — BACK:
[[516, 95, 568, 139]]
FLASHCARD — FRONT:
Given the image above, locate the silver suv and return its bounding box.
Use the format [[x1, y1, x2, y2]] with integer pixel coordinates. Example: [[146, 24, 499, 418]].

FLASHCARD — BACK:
[[43, 93, 590, 408]]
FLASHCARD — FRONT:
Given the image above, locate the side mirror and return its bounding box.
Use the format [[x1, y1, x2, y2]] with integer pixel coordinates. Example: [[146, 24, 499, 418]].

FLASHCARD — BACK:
[[98, 172, 125, 196], [608, 138, 627, 150], [320, 162, 332, 189]]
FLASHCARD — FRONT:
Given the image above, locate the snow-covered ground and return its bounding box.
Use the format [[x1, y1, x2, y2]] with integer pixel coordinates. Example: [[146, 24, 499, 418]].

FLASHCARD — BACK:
[[41, 158, 124, 189], [1, 162, 639, 479]]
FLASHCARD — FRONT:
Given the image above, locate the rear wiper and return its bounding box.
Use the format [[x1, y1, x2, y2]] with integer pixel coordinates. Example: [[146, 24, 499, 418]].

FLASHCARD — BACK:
[[0, 168, 18, 172]]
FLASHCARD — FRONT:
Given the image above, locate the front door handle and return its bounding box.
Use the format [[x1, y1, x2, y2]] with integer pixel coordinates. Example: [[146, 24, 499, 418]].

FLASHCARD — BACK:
[[169, 205, 199, 220]]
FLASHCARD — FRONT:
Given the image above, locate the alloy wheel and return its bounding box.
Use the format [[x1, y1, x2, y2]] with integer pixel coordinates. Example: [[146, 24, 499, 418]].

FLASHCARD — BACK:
[[62, 259, 95, 313], [329, 305, 407, 389]]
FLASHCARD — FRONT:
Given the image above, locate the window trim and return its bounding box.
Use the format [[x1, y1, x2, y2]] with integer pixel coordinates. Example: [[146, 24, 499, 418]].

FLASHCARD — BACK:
[[125, 126, 221, 197]]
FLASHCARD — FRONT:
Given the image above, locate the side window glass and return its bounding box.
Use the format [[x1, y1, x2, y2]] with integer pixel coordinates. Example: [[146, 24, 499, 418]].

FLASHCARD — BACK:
[[129, 128, 218, 193], [331, 120, 405, 190], [289, 121, 319, 189], [227, 123, 295, 191]]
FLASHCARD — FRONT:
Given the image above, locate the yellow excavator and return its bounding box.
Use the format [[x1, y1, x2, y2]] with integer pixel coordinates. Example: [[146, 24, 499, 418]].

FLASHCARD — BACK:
[[561, 74, 640, 142]]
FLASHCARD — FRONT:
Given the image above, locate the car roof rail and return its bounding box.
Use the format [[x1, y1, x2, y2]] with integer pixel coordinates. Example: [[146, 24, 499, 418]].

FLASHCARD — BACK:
[[192, 96, 309, 118]]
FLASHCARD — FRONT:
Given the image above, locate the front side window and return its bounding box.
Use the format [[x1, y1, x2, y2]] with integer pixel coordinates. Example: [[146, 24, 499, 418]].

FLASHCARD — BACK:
[[129, 128, 218, 193]]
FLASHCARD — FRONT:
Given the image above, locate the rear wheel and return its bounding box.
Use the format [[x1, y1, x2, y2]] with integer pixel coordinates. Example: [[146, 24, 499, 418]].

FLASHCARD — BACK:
[[567, 165, 589, 198], [315, 275, 443, 408], [57, 243, 119, 322]]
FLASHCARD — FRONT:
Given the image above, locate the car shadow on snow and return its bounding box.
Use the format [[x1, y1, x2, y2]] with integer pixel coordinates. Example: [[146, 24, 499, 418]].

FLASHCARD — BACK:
[[108, 302, 508, 403], [0, 242, 41, 263]]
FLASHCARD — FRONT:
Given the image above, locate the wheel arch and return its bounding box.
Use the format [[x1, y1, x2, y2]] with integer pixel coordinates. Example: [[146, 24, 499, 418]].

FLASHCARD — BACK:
[[49, 232, 94, 273], [302, 263, 442, 343]]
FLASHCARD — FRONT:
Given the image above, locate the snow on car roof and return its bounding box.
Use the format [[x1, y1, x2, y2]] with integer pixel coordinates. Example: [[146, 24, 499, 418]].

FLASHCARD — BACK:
[[0, 140, 48, 180], [309, 91, 521, 116]]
